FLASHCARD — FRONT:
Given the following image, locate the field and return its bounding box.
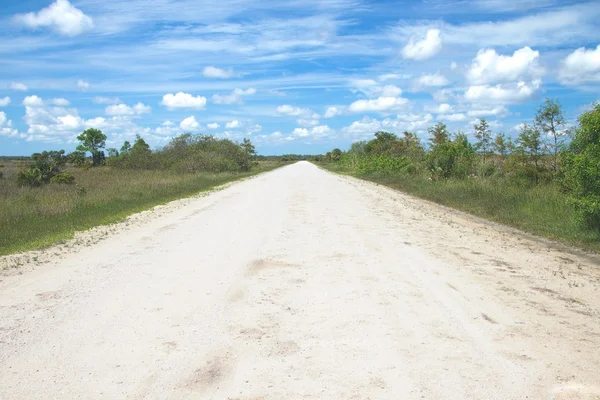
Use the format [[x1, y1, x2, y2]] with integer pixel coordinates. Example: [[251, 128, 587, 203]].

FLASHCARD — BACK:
[[322, 162, 600, 253], [0, 159, 282, 255]]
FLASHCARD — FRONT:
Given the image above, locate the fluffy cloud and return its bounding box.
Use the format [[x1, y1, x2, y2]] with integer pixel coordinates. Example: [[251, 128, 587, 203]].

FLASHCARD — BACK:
[[207, 122, 220, 129], [14, 0, 93, 36], [23, 95, 44, 107], [467, 47, 542, 84], [0, 97, 10, 107], [467, 106, 509, 117], [161, 92, 207, 110], [106, 102, 151, 116], [77, 80, 90, 91], [342, 114, 433, 140], [212, 88, 256, 104], [225, 120, 241, 129], [351, 80, 403, 97], [291, 125, 334, 139], [276, 105, 319, 119], [9, 82, 28, 91], [162, 120, 174, 126], [348, 97, 409, 113], [52, 98, 70, 106], [180, 116, 200, 130], [439, 113, 467, 122], [0, 112, 21, 138], [92, 96, 121, 104], [426, 103, 453, 114], [324, 106, 343, 118], [402, 29, 442, 61], [559, 45, 600, 85], [297, 118, 320, 127], [202, 66, 233, 79], [416, 74, 449, 87], [464, 80, 541, 104]]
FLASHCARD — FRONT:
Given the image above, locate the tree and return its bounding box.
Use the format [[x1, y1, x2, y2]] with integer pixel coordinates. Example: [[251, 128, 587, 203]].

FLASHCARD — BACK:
[[428, 122, 449, 146], [68, 150, 86, 167], [241, 138, 256, 156], [535, 98, 565, 173], [331, 148, 342, 160], [17, 150, 68, 187], [120, 141, 132, 154], [560, 103, 600, 228], [131, 135, 151, 155], [77, 128, 107, 166], [365, 131, 398, 155], [517, 124, 543, 168], [107, 148, 119, 158], [493, 133, 509, 157], [474, 118, 492, 164]]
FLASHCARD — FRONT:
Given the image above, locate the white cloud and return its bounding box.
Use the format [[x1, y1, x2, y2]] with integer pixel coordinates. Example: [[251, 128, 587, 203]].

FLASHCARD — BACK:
[[467, 106, 509, 117], [0, 112, 7, 126], [467, 47, 542, 84], [416, 73, 449, 87], [0, 97, 10, 107], [161, 92, 207, 110], [212, 88, 256, 104], [106, 102, 151, 116], [292, 127, 310, 137], [276, 104, 319, 119], [378, 73, 401, 81], [450, 62, 458, 70], [440, 113, 467, 122], [23, 95, 44, 107], [13, 0, 94, 36], [351, 80, 403, 98], [203, 66, 233, 79], [9, 82, 28, 91], [180, 116, 200, 130], [297, 118, 320, 127], [402, 29, 442, 61], [0, 112, 21, 138], [225, 120, 241, 129], [207, 122, 220, 129], [348, 97, 409, 113], [77, 79, 90, 91], [426, 103, 453, 114], [324, 106, 344, 118], [341, 114, 433, 140], [464, 80, 541, 104], [52, 98, 70, 106], [162, 120, 174, 126], [92, 96, 121, 104], [559, 45, 600, 85], [291, 125, 334, 139]]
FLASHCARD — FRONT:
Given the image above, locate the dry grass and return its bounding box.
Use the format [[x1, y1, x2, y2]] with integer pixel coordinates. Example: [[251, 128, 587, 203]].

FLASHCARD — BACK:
[[0, 160, 282, 255]]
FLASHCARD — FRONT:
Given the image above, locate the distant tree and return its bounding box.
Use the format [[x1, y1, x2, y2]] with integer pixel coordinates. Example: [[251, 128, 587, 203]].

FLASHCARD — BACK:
[[331, 148, 342, 160], [474, 118, 492, 164], [517, 124, 543, 169], [131, 135, 151, 155], [241, 138, 256, 156], [535, 98, 566, 173], [107, 148, 119, 158], [493, 133, 509, 157], [365, 131, 398, 155], [68, 150, 86, 167], [428, 122, 449, 147], [120, 141, 132, 154], [77, 128, 107, 166], [17, 150, 68, 187]]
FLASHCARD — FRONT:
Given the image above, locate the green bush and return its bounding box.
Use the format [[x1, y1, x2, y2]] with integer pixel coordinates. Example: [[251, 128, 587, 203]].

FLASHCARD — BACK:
[[50, 172, 75, 184], [561, 103, 600, 229], [17, 168, 43, 187]]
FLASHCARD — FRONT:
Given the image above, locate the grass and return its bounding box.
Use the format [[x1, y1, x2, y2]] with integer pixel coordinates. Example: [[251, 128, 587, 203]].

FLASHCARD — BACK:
[[0, 161, 283, 256], [322, 163, 600, 253]]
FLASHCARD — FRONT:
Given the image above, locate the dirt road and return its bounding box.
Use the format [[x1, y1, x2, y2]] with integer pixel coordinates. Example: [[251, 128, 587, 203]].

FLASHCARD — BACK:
[[1, 161, 599, 399]]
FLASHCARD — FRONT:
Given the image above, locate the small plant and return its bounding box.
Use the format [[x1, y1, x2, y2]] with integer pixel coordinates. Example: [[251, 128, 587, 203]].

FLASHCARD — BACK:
[[17, 167, 43, 187], [50, 172, 75, 184]]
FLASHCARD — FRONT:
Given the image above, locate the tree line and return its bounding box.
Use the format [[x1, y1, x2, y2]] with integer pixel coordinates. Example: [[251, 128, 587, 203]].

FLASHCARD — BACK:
[[15, 129, 258, 187], [323, 99, 600, 230]]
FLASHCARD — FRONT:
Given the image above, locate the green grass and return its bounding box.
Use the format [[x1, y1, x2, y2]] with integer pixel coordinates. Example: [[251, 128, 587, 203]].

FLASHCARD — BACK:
[[322, 163, 600, 253], [0, 161, 282, 255]]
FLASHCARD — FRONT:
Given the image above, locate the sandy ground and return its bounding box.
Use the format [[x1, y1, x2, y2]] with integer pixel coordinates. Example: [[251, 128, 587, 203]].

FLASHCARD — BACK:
[[1, 161, 599, 399]]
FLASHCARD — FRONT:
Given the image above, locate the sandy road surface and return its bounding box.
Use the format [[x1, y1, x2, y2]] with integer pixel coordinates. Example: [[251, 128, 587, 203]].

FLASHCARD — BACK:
[[1, 161, 599, 399]]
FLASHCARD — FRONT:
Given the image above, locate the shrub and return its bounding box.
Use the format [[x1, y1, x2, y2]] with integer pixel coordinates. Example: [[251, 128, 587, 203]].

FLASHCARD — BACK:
[[17, 168, 43, 187], [50, 172, 75, 184], [560, 103, 600, 229]]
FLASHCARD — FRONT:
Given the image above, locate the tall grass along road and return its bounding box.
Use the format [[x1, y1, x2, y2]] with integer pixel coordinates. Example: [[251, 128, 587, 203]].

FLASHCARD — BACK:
[[1, 162, 599, 399]]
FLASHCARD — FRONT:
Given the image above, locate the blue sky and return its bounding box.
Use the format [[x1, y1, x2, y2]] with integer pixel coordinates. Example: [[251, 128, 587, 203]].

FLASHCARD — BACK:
[[0, 0, 599, 155]]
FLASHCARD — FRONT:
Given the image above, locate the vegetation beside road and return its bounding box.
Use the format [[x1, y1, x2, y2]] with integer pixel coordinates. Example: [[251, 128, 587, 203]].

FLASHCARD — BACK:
[[0, 133, 282, 256], [321, 100, 600, 253]]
